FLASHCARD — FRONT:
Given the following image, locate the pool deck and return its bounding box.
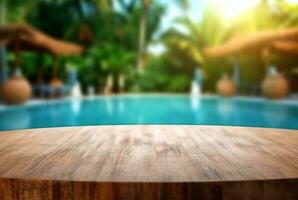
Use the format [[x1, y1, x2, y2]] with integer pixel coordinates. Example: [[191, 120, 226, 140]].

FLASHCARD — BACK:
[[0, 125, 297, 199]]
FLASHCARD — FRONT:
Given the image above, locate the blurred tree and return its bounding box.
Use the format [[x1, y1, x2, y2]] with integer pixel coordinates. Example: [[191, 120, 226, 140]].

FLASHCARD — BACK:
[[136, 0, 149, 73], [2, 0, 298, 94], [230, 0, 298, 92], [160, 7, 233, 92], [80, 0, 164, 92], [0, 0, 36, 23], [27, 0, 81, 39], [136, 0, 188, 73], [0, 0, 37, 84], [159, 0, 298, 93]]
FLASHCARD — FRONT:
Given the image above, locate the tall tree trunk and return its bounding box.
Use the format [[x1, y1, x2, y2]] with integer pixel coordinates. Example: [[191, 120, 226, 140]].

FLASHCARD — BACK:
[[137, 0, 148, 73], [0, 46, 8, 84], [0, 0, 8, 84]]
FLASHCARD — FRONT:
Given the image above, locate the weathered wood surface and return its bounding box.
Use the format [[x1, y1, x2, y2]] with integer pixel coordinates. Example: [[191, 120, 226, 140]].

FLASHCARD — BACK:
[[0, 125, 297, 200]]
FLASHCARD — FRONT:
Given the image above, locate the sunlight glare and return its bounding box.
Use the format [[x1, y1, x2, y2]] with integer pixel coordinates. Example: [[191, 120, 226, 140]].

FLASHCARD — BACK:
[[204, 0, 260, 20], [285, 0, 298, 4]]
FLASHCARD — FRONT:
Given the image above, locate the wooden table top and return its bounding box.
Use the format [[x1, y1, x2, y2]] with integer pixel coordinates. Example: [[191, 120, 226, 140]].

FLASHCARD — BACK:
[[0, 125, 297, 183]]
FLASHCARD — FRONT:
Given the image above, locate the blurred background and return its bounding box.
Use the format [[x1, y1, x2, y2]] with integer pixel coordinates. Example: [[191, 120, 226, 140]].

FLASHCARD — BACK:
[[0, 0, 298, 102]]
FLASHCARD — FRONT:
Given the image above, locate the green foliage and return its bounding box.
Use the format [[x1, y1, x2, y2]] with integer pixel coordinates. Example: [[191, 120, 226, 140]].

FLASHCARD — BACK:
[[26, 0, 80, 39], [137, 55, 191, 92], [160, 6, 233, 92], [2, 0, 298, 94], [13, 0, 164, 93], [99, 44, 135, 74], [159, 1, 298, 93], [0, 0, 37, 23]]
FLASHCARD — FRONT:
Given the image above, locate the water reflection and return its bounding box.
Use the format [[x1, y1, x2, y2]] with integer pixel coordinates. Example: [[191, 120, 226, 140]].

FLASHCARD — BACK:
[[190, 96, 201, 110], [217, 99, 235, 122], [262, 103, 287, 128], [0, 96, 297, 130], [0, 108, 31, 130], [71, 99, 82, 115], [118, 97, 125, 114], [107, 97, 114, 116]]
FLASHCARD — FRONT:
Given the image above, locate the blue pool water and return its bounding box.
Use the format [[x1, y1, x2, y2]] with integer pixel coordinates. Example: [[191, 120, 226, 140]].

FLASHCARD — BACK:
[[0, 95, 298, 131]]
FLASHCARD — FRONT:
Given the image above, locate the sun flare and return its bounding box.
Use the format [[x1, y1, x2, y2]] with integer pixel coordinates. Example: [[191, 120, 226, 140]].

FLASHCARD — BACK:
[[204, 0, 260, 20], [204, 0, 298, 20]]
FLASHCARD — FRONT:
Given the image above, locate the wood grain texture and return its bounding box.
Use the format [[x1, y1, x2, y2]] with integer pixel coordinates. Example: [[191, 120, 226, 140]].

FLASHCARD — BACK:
[[0, 125, 297, 200]]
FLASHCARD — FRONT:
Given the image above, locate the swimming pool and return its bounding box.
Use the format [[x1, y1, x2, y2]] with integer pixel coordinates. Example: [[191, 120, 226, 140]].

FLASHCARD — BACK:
[[0, 95, 298, 131]]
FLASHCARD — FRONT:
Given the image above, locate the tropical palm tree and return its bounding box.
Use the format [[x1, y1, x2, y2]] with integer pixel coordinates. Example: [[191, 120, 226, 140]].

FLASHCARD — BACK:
[[137, 0, 189, 73], [159, 6, 235, 91], [136, 0, 150, 73], [165, 0, 298, 92], [162, 6, 233, 64]]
